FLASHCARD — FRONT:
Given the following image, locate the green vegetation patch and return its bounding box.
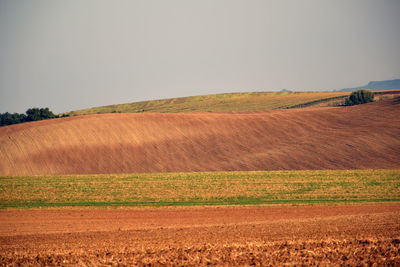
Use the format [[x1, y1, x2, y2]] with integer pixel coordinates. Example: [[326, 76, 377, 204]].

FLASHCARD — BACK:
[[0, 169, 399, 209]]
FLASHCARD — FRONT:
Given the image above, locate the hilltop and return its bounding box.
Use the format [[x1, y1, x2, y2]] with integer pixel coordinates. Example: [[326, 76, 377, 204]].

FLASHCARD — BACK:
[[64, 89, 400, 116], [1, 97, 399, 175], [65, 91, 351, 116]]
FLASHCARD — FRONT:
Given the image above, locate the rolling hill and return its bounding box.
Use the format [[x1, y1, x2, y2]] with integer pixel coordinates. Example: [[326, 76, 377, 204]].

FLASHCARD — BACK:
[[65, 91, 351, 116], [64, 90, 400, 116], [1, 97, 399, 175]]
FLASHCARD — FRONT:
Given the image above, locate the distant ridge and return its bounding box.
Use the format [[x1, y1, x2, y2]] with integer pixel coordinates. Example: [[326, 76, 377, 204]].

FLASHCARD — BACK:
[[338, 79, 400, 92], [65, 91, 350, 116]]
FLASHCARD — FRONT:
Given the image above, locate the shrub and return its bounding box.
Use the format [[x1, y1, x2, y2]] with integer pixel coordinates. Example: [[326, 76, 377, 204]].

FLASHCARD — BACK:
[[345, 90, 374, 106], [26, 107, 56, 121]]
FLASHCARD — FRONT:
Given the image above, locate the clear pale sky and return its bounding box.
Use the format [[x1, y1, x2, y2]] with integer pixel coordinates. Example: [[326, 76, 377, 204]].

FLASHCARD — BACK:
[[0, 0, 399, 114]]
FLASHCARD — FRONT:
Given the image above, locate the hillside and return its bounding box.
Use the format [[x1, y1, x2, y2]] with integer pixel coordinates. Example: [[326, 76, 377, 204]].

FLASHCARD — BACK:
[[65, 91, 350, 116], [1, 97, 399, 175]]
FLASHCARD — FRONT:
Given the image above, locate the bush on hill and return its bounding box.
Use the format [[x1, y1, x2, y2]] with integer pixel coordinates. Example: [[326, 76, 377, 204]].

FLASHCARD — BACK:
[[26, 108, 56, 121], [345, 90, 374, 106]]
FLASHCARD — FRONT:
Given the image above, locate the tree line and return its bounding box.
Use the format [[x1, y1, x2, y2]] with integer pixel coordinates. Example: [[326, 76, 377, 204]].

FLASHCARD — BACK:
[[0, 107, 67, 127]]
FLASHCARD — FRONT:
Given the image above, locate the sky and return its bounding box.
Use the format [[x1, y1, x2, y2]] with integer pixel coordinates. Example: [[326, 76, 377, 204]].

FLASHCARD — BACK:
[[0, 0, 399, 114]]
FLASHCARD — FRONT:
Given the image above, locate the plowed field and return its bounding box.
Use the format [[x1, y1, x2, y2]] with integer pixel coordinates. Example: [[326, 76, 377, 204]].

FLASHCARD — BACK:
[[1, 98, 399, 175], [1, 204, 399, 265]]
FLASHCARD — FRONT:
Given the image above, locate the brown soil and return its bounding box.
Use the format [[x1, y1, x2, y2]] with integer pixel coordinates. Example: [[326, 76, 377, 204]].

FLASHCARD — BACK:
[[1, 98, 400, 175], [1, 204, 399, 265]]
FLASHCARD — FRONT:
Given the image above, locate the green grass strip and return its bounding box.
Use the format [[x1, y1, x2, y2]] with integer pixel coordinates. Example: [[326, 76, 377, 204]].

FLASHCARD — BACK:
[[1, 169, 399, 209], [1, 199, 400, 209]]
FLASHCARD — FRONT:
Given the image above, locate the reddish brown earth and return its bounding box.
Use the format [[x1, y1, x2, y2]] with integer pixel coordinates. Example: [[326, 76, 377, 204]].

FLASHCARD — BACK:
[[1, 204, 399, 265], [1, 98, 399, 175]]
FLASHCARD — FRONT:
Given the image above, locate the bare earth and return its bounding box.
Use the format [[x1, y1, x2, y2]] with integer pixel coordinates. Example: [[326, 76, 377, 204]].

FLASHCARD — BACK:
[[1, 204, 399, 265]]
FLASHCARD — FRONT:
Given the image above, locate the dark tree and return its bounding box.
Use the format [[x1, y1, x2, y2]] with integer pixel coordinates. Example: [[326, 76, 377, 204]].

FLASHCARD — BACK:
[[0, 112, 12, 126], [25, 108, 41, 121], [39, 107, 56, 119], [0, 112, 27, 126], [345, 90, 374, 106]]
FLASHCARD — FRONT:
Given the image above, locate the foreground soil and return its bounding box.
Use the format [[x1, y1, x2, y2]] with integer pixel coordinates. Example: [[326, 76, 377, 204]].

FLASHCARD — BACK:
[[1, 98, 400, 175], [1, 204, 399, 265]]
